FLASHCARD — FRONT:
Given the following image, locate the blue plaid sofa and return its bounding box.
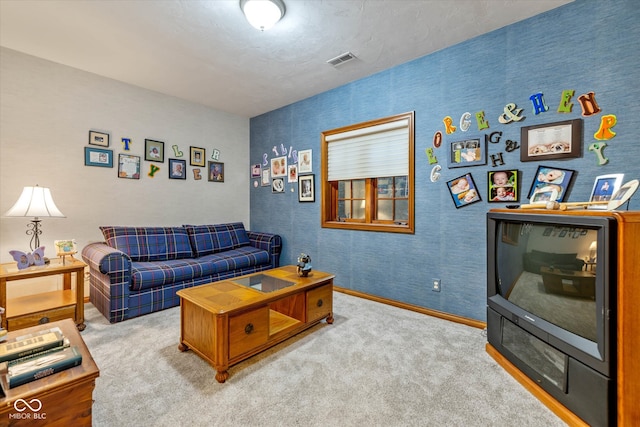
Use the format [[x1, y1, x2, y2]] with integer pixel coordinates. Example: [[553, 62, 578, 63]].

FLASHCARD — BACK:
[[81, 223, 282, 323]]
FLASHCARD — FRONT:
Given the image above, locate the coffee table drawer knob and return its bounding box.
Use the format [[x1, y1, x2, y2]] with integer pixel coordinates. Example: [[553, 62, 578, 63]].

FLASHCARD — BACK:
[[39, 316, 50, 324], [244, 323, 254, 334], [316, 299, 323, 308]]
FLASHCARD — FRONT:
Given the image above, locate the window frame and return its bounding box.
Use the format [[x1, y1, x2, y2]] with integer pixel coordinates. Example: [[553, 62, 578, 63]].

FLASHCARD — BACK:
[[321, 111, 415, 234]]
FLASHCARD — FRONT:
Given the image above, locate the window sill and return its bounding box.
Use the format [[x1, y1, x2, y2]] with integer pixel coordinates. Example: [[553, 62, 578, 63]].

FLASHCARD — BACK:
[[322, 221, 414, 234]]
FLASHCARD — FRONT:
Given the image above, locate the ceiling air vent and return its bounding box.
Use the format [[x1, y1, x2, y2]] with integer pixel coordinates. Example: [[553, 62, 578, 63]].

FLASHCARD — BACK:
[[327, 52, 357, 67]]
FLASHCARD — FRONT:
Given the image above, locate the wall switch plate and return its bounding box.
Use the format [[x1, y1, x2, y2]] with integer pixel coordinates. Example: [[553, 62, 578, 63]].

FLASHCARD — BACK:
[[432, 279, 441, 292]]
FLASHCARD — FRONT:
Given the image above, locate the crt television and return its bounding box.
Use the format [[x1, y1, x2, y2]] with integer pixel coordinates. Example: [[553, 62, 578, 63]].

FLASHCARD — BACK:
[[486, 211, 616, 426]]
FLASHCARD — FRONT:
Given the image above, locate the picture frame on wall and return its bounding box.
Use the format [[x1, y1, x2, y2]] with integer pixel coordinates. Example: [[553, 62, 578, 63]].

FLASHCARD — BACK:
[[190, 146, 206, 167], [271, 156, 287, 177], [84, 147, 113, 168], [527, 165, 575, 203], [298, 149, 312, 173], [208, 161, 224, 182], [169, 159, 187, 180], [145, 139, 165, 162], [446, 173, 481, 208], [588, 173, 624, 208], [89, 130, 110, 147], [118, 154, 140, 179], [261, 168, 271, 186], [447, 138, 486, 168], [298, 174, 315, 202], [520, 118, 582, 162], [487, 170, 518, 203], [251, 163, 261, 178], [272, 177, 285, 193]]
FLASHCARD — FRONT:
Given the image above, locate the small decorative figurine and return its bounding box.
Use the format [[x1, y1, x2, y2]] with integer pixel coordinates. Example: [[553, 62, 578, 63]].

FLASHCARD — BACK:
[[297, 253, 312, 277]]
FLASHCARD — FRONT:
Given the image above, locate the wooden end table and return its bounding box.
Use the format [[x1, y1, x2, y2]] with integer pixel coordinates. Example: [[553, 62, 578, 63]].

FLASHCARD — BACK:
[[0, 319, 100, 426], [0, 258, 86, 331], [177, 265, 334, 383]]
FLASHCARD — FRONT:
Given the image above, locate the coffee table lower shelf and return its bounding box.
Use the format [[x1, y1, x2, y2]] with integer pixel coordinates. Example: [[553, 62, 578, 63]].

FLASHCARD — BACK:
[[177, 266, 334, 383]]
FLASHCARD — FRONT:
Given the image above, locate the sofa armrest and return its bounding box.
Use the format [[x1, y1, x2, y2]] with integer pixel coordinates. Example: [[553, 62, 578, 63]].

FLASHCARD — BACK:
[[81, 242, 133, 323], [247, 231, 282, 268]]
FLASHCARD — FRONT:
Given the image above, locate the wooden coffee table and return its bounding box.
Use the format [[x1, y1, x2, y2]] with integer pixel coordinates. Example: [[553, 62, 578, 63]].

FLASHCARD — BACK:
[[0, 319, 100, 426], [540, 266, 596, 299], [176, 266, 334, 383]]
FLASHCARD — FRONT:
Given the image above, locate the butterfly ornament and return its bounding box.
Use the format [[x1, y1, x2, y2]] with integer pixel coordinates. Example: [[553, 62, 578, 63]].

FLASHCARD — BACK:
[[9, 247, 46, 270]]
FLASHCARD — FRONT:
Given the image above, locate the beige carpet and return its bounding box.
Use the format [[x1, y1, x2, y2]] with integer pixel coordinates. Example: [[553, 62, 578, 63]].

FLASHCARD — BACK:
[[81, 292, 566, 426]]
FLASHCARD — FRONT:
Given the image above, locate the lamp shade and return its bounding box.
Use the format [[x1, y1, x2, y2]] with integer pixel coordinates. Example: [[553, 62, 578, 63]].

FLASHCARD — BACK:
[[4, 186, 65, 218], [240, 0, 285, 31]]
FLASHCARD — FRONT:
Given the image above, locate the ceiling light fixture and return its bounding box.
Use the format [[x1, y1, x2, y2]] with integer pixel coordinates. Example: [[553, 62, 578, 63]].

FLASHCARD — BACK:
[[240, 0, 286, 31]]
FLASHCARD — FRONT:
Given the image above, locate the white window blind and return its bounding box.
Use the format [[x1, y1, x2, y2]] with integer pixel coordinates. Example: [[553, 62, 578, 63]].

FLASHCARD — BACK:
[[327, 119, 409, 181]]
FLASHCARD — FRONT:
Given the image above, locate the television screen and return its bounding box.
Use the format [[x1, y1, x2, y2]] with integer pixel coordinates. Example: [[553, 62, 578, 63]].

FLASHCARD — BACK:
[[494, 220, 599, 342]]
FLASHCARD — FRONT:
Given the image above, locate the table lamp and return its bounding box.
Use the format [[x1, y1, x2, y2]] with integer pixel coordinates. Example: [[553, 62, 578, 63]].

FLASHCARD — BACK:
[[3, 185, 66, 262]]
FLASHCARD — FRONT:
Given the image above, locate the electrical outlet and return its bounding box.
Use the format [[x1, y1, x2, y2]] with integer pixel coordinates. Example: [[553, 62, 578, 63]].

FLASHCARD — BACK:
[[432, 279, 441, 292]]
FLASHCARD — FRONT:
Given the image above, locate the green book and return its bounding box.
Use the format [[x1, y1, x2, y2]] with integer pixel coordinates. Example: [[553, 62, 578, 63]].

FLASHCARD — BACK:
[[0, 328, 65, 363], [5, 345, 82, 389]]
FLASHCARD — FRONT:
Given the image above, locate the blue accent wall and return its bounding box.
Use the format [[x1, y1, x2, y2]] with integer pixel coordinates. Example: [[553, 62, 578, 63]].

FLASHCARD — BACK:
[[249, 0, 640, 321]]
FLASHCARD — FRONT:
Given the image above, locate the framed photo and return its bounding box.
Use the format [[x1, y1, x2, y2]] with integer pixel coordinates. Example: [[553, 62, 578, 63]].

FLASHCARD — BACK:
[[169, 159, 187, 180], [298, 174, 315, 202], [447, 138, 486, 168], [488, 170, 518, 203], [190, 147, 206, 167], [261, 168, 271, 186], [271, 156, 287, 178], [298, 149, 312, 173], [588, 173, 624, 208], [608, 179, 639, 210], [89, 130, 110, 147], [118, 154, 141, 179], [84, 147, 113, 167], [272, 177, 285, 193], [288, 165, 298, 183], [145, 139, 165, 162], [251, 163, 262, 178], [520, 118, 582, 162], [54, 240, 77, 257], [527, 165, 575, 203], [446, 173, 481, 208], [208, 161, 224, 182]]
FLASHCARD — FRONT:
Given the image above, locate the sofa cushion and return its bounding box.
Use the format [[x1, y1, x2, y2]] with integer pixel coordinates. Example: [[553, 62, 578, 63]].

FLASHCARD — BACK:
[[184, 223, 251, 257], [100, 226, 193, 262], [523, 250, 583, 273], [130, 258, 216, 291], [199, 246, 271, 274]]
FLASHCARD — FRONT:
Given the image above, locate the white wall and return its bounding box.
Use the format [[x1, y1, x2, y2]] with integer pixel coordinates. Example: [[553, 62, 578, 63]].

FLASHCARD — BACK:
[[0, 47, 250, 265]]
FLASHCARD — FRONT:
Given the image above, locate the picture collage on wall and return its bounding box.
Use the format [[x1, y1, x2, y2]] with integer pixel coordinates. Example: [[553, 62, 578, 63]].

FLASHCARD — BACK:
[[84, 130, 223, 183], [426, 88, 622, 209], [252, 147, 314, 202]]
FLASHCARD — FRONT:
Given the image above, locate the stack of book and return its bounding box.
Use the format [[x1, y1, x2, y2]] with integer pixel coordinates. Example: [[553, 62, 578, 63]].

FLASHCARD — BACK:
[[0, 326, 82, 391]]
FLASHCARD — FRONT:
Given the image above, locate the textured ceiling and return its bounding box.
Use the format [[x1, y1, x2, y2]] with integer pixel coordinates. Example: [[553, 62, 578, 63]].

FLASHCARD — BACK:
[[0, 0, 572, 118]]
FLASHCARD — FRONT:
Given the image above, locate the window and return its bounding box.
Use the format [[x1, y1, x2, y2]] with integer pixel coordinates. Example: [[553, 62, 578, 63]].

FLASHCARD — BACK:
[[321, 112, 414, 233]]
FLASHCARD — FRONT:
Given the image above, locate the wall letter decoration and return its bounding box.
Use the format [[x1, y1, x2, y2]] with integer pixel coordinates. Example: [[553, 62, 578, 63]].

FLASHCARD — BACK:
[[193, 169, 202, 180], [498, 103, 525, 124], [588, 142, 609, 165], [443, 116, 457, 134], [171, 145, 184, 157], [594, 114, 617, 140], [459, 112, 472, 131], [425, 148, 438, 165], [529, 92, 549, 115], [211, 149, 220, 160], [490, 152, 505, 167], [505, 139, 520, 152], [557, 90, 575, 113], [578, 91, 601, 116], [263, 153, 269, 166], [433, 131, 443, 148], [485, 131, 502, 144], [430, 165, 442, 182], [475, 111, 489, 130], [148, 164, 160, 177], [121, 138, 132, 151]]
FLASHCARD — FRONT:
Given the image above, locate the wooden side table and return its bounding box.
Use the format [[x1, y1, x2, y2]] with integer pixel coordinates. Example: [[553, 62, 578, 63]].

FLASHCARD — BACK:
[[0, 319, 100, 426], [0, 258, 86, 331]]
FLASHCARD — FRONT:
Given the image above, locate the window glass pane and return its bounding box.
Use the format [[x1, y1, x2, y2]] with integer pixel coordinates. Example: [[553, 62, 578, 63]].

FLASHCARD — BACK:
[[353, 180, 365, 198], [395, 200, 409, 221], [352, 200, 365, 219], [395, 176, 408, 198], [377, 200, 393, 220], [338, 181, 346, 198], [338, 200, 348, 219], [377, 177, 393, 197]]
